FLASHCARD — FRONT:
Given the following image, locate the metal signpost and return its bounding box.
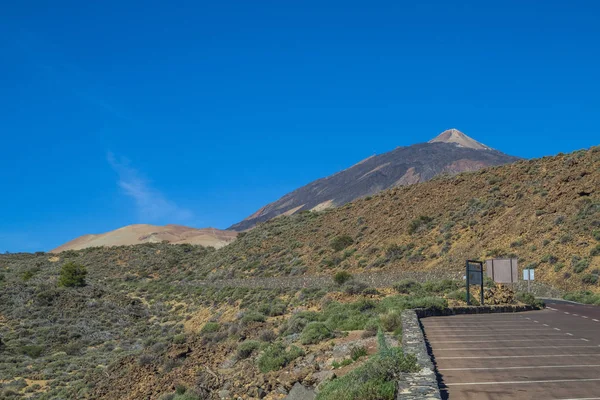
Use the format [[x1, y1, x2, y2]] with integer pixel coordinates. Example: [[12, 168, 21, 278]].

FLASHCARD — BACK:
[[466, 260, 484, 306], [523, 268, 535, 293]]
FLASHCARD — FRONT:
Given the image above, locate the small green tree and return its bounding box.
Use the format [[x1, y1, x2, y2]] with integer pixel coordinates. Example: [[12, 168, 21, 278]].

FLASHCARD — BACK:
[[58, 262, 87, 287]]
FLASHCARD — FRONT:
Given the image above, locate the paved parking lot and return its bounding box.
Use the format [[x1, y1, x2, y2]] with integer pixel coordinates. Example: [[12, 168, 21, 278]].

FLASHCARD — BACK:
[[422, 302, 600, 399]]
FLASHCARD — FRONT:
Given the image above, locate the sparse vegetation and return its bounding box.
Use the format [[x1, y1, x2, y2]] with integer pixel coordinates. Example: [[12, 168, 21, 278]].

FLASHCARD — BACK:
[[317, 330, 419, 400], [0, 146, 598, 399]]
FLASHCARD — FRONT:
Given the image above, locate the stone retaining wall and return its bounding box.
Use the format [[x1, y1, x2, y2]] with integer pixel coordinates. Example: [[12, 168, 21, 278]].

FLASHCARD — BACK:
[[397, 310, 441, 400], [414, 304, 539, 318]]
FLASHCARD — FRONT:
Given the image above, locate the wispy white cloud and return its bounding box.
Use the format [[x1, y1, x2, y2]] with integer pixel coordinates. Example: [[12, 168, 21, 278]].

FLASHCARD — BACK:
[[107, 153, 193, 223]]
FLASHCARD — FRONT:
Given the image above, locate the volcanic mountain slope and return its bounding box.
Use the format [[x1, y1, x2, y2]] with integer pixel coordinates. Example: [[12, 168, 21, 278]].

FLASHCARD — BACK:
[[207, 146, 600, 292], [52, 224, 236, 252], [230, 129, 520, 231]]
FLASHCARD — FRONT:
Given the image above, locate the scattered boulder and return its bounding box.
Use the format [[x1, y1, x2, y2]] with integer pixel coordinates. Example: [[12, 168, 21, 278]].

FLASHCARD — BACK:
[[284, 383, 316, 400]]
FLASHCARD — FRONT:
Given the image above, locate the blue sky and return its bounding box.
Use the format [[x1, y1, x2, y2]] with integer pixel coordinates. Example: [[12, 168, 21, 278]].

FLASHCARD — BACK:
[[1, 1, 599, 252]]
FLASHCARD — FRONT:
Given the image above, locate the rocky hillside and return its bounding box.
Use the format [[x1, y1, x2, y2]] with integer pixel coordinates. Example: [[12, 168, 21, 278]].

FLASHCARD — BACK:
[[1, 147, 598, 400], [52, 224, 237, 252], [209, 146, 600, 292], [230, 129, 520, 231]]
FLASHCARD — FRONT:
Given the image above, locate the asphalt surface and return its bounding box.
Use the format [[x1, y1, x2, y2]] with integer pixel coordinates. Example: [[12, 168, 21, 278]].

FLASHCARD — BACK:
[[422, 301, 600, 400]]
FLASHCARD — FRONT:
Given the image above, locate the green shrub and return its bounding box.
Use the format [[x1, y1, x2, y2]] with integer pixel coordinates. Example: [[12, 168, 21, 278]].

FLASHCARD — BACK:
[[573, 258, 590, 274], [21, 345, 45, 358], [593, 230, 600, 241], [554, 262, 565, 272], [21, 269, 36, 281], [58, 261, 87, 287], [422, 279, 460, 294], [590, 245, 600, 257], [408, 216, 433, 235], [581, 274, 599, 285], [541, 254, 558, 264], [241, 311, 266, 324], [385, 244, 414, 261], [257, 343, 304, 373], [323, 301, 373, 331], [379, 311, 401, 332], [350, 345, 368, 361], [447, 289, 469, 303], [173, 392, 202, 400], [510, 239, 524, 248], [258, 329, 277, 342], [330, 235, 354, 252], [332, 358, 353, 369], [405, 296, 449, 310], [333, 271, 352, 285], [200, 322, 220, 334], [237, 340, 261, 359], [281, 311, 323, 335], [564, 291, 600, 305], [392, 280, 421, 294], [342, 281, 367, 295], [559, 234, 573, 244], [516, 292, 544, 308], [300, 322, 333, 345], [258, 301, 287, 316], [172, 334, 186, 344]]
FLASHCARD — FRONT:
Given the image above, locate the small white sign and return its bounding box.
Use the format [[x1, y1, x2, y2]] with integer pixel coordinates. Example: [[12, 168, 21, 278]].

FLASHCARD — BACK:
[[523, 269, 535, 281]]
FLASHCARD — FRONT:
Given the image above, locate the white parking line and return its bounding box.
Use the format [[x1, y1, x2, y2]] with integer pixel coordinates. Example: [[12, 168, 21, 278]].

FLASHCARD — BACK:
[[557, 398, 600, 400], [445, 378, 600, 386], [593, 319, 599, 322], [427, 333, 568, 338], [423, 325, 528, 329], [429, 339, 584, 344], [426, 328, 555, 331], [582, 316, 589, 319], [543, 324, 549, 326], [567, 333, 574, 336], [437, 354, 600, 360], [439, 364, 600, 371], [565, 312, 570, 314], [435, 345, 600, 351], [554, 328, 561, 330]]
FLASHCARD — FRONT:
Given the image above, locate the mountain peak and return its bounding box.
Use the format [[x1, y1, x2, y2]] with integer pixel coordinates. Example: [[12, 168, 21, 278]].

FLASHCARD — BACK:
[[429, 129, 492, 150]]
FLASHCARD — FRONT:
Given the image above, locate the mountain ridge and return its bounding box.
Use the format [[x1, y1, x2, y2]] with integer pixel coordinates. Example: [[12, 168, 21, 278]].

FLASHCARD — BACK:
[[229, 129, 520, 231]]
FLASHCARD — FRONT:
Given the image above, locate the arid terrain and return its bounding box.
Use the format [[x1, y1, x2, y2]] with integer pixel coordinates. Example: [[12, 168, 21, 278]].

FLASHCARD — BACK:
[[52, 224, 237, 252], [1, 146, 598, 399]]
